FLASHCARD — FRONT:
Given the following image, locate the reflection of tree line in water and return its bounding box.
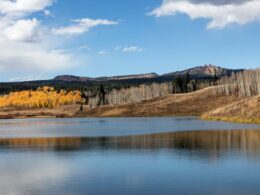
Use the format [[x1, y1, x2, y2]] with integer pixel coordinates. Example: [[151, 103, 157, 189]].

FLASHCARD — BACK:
[[1, 130, 260, 153]]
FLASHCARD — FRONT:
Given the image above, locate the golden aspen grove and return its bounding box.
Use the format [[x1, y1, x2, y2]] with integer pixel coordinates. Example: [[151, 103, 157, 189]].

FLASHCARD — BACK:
[[0, 86, 83, 108]]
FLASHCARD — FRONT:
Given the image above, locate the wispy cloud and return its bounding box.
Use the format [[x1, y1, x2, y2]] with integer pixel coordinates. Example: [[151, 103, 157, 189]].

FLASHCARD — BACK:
[[122, 46, 144, 53], [114, 46, 122, 51], [53, 45, 91, 53], [98, 50, 108, 55], [0, 1, 118, 81], [150, 0, 260, 29], [8, 73, 47, 82], [182, 0, 253, 6], [43, 9, 52, 16], [52, 18, 118, 35]]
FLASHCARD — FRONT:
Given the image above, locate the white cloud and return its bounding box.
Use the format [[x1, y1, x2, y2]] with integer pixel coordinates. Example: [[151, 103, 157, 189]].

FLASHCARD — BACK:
[[0, 1, 120, 81], [4, 18, 40, 42], [0, 0, 74, 77], [8, 73, 47, 82], [0, 0, 53, 16], [0, 39, 73, 72], [183, 0, 253, 5], [150, 0, 260, 29], [98, 50, 108, 55], [0, 1, 118, 81], [0, 155, 70, 195], [52, 18, 118, 35], [44, 9, 51, 16], [53, 44, 91, 53], [114, 46, 122, 51], [0, 0, 54, 43], [122, 46, 144, 53]]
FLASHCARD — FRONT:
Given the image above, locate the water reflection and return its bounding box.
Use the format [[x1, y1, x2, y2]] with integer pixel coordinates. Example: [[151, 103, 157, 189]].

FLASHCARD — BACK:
[[0, 117, 259, 138], [1, 129, 260, 157], [1, 129, 260, 195]]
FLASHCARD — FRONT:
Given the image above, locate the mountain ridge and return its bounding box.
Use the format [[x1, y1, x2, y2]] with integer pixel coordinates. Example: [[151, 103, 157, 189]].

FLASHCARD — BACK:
[[0, 64, 244, 95], [54, 73, 158, 82], [54, 64, 243, 82]]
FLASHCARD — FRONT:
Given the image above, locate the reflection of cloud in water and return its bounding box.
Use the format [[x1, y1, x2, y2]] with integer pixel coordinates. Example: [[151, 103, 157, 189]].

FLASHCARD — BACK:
[[0, 117, 260, 138], [1, 130, 260, 194], [0, 153, 70, 195]]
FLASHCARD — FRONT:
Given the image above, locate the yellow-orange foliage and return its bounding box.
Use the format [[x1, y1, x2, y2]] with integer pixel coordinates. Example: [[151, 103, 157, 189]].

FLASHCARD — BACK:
[[0, 86, 83, 108]]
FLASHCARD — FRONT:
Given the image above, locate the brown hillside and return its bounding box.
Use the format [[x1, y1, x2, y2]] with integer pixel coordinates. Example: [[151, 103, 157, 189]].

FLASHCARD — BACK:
[[80, 87, 241, 117], [202, 95, 260, 124]]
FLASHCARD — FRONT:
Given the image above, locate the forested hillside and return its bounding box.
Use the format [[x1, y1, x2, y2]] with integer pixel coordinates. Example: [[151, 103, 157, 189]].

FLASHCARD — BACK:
[[0, 65, 244, 109], [215, 69, 260, 97], [203, 69, 260, 123], [0, 65, 239, 95], [0, 86, 83, 109]]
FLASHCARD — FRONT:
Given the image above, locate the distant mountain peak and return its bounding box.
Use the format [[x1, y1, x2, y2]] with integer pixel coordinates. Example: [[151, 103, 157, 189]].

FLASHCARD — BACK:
[[200, 64, 225, 75], [53, 65, 242, 82], [163, 64, 240, 78]]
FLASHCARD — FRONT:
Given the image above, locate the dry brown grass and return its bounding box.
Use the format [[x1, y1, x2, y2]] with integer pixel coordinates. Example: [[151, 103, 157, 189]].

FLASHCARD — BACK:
[[0, 104, 82, 119], [79, 87, 242, 117], [202, 95, 260, 124], [1, 86, 259, 124]]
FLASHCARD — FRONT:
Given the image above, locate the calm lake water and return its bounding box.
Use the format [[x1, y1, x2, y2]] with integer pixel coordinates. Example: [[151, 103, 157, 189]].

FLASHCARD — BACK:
[[1, 117, 260, 195]]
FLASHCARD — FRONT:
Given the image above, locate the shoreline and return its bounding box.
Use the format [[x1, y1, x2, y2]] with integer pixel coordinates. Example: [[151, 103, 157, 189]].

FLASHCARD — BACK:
[[0, 109, 259, 125], [201, 116, 260, 125], [0, 87, 259, 124]]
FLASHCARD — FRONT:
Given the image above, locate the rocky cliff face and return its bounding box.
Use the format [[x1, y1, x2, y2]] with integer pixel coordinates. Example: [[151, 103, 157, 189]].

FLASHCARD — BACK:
[[163, 64, 241, 78]]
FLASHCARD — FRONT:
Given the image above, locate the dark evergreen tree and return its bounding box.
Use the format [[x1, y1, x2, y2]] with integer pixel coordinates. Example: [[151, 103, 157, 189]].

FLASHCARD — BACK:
[[97, 84, 106, 106]]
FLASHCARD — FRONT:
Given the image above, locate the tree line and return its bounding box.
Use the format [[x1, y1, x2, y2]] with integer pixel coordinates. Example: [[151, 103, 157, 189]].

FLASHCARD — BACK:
[[172, 73, 217, 93], [0, 74, 219, 109], [84, 74, 215, 108], [85, 82, 173, 108], [215, 69, 260, 97], [0, 86, 83, 108]]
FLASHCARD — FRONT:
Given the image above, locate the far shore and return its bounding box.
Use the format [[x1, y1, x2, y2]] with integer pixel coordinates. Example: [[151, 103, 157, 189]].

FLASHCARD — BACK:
[[0, 87, 259, 124], [1, 114, 259, 125]]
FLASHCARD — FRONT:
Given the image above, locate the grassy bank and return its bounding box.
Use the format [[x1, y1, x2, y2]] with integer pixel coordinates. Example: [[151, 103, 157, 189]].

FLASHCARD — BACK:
[[201, 116, 260, 124], [78, 87, 242, 117], [201, 95, 260, 124], [0, 87, 259, 124], [0, 105, 82, 119]]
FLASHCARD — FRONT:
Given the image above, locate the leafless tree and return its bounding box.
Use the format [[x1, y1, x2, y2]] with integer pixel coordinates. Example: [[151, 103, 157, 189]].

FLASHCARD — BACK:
[[215, 69, 260, 97]]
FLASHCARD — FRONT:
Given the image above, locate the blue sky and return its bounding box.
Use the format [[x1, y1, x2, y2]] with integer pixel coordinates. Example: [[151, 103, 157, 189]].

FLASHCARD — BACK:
[[0, 0, 260, 81]]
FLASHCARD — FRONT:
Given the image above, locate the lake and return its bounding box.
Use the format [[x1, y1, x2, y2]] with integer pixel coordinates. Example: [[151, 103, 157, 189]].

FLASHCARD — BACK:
[[1, 117, 260, 195]]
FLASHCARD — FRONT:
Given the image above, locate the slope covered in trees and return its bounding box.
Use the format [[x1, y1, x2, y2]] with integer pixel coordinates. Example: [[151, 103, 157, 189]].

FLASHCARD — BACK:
[[203, 69, 260, 123], [80, 87, 240, 117], [0, 86, 83, 109], [86, 77, 213, 108], [0, 65, 239, 96], [0, 68, 259, 124], [80, 68, 260, 124], [215, 69, 260, 97], [0, 65, 240, 110]]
